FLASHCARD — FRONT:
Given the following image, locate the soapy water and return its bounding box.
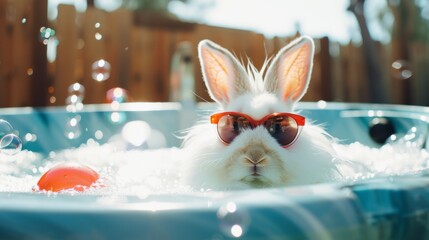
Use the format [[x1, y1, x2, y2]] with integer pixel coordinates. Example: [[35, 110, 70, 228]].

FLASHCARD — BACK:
[[0, 125, 429, 194], [334, 126, 429, 181]]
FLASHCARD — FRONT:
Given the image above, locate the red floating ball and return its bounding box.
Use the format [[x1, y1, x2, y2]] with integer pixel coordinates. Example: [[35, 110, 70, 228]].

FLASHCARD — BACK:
[[36, 163, 100, 192]]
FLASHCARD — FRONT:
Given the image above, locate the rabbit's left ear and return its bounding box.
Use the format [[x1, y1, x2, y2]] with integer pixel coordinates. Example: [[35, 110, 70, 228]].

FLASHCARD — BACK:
[[264, 36, 314, 104]]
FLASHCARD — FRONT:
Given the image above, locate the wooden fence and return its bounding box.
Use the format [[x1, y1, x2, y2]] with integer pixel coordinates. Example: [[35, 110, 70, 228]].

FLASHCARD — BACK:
[[1, 1, 429, 108]]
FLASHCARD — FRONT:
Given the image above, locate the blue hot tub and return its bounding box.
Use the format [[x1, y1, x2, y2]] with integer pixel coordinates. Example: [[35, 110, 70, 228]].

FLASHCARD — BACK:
[[0, 102, 429, 239]]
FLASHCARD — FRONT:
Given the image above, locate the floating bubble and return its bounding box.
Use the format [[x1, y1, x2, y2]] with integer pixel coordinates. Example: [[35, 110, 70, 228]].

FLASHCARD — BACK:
[[95, 33, 103, 40], [94, 130, 104, 140], [317, 100, 327, 109], [109, 112, 127, 124], [217, 202, 250, 238], [66, 83, 85, 112], [0, 133, 23, 155], [39, 27, 56, 45], [106, 88, 129, 103], [121, 121, 151, 147], [65, 116, 82, 139], [66, 102, 84, 113], [24, 133, 37, 143], [0, 119, 13, 139], [68, 83, 85, 101], [391, 60, 413, 80], [91, 59, 111, 82], [386, 127, 424, 148]]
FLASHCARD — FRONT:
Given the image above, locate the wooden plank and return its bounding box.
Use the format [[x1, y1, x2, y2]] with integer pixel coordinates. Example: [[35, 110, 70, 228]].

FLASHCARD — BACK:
[[340, 42, 357, 102], [55, 4, 78, 106], [147, 28, 168, 102], [10, 0, 33, 107], [106, 8, 132, 92], [128, 26, 157, 102], [81, 6, 107, 104], [0, 0, 12, 107], [373, 42, 391, 103], [330, 42, 345, 101], [319, 37, 332, 101], [410, 43, 429, 105], [345, 42, 367, 102], [30, 0, 48, 107], [357, 43, 369, 102], [389, 38, 403, 104]]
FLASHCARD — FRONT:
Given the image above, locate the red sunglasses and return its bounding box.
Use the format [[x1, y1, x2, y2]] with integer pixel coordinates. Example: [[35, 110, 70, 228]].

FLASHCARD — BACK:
[[210, 112, 305, 147]]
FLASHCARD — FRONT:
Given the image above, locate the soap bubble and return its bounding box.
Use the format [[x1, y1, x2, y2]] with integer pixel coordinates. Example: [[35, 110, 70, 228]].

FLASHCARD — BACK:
[[0, 119, 23, 155], [94, 130, 104, 140], [106, 88, 129, 124], [0, 119, 13, 139], [121, 121, 151, 147], [68, 83, 85, 101], [0, 133, 23, 155], [109, 112, 127, 124], [65, 99, 84, 112], [65, 116, 82, 139], [391, 60, 413, 80], [106, 88, 128, 103], [95, 33, 103, 40], [39, 27, 56, 45], [24, 133, 37, 143], [317, 100, 327, 109], [386, 127, 424, 148], [66, 83, 85, 112], [91, 59, 111, 82], [217, 202, 250, 238]]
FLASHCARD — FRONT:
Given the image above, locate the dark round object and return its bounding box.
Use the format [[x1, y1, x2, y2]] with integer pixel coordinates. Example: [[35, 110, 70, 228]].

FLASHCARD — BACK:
[[369, 117, 396, 144], [182, 55, 192, 64]]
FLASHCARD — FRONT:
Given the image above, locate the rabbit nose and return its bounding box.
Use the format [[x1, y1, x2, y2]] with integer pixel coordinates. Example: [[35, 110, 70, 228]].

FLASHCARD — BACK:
[[244, 148, 267, 165]]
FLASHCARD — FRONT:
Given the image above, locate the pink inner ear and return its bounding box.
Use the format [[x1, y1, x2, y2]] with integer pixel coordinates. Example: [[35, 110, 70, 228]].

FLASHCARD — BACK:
[[280, 43, 311, 101], [202, 48, 230, 102]]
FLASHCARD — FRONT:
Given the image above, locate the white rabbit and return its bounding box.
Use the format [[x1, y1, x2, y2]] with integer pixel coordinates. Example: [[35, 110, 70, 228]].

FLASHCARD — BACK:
[[181, 36, 341, 190]]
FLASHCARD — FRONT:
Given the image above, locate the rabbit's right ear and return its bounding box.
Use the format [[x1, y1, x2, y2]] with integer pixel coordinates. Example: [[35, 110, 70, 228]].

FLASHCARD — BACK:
[[198, 40, 250, 105]]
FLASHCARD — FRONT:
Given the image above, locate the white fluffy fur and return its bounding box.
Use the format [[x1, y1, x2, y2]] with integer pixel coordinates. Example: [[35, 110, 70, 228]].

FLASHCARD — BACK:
[[182, 37, 341, 190], [182, 94, 341, 190]]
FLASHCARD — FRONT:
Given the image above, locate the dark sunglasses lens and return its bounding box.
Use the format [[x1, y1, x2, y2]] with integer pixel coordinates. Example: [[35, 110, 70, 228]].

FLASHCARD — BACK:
[[217, 114, 251, 143], [264, 115, 298, 146]]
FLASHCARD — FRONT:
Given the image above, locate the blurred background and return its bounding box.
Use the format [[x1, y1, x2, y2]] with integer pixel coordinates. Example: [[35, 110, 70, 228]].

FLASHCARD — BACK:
[[0, 0, 428, 108]]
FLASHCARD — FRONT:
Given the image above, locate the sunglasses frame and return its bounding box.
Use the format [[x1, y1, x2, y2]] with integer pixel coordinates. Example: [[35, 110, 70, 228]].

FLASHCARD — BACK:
[[210, 112, 306, 147]]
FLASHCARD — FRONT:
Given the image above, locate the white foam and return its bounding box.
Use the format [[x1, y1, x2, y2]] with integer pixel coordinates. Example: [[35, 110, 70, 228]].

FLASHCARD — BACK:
[[1, 140, 428, 194], [333, 141, 429, 181]]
